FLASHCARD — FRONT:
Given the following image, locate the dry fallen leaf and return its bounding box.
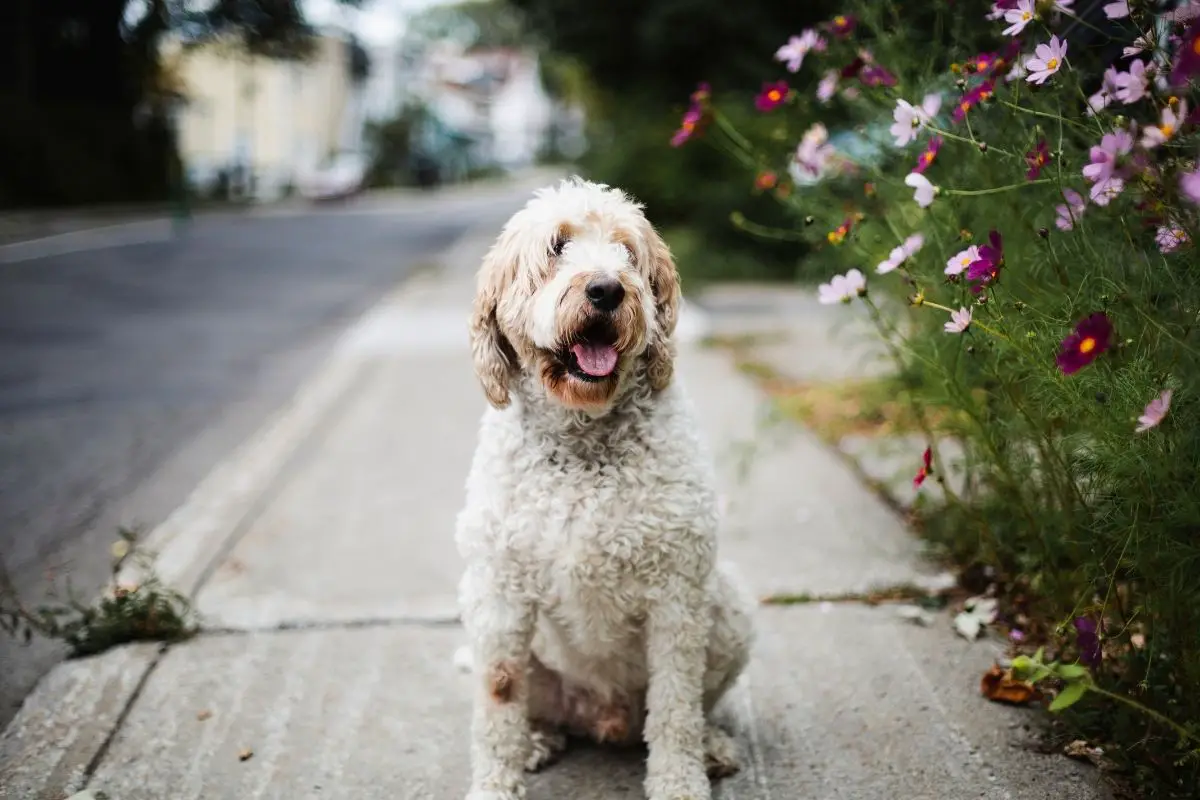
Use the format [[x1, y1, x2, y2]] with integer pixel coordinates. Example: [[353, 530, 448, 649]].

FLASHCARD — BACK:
[[238, 748, 254, 762], [196, 710, 212, 721], [1063, 739, 1114, 770], [980, 664, 1042, 705]]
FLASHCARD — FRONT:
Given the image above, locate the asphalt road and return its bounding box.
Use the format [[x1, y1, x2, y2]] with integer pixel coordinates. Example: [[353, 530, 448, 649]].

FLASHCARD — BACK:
[[0, 188, 523, 727]]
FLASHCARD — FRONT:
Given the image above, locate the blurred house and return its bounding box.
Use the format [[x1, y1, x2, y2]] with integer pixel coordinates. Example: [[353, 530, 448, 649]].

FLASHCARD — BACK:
[[363, 36, 568, 183], [163, 29, 365, 201]]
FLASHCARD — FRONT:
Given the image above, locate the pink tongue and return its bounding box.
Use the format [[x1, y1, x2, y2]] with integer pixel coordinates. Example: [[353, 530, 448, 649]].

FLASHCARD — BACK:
[[571, 343, 619, 377]]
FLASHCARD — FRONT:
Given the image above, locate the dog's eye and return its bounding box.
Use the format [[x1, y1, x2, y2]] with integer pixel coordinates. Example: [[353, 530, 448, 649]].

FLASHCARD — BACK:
[[550, 237, 567, 257], [621, 243, 636, 263]]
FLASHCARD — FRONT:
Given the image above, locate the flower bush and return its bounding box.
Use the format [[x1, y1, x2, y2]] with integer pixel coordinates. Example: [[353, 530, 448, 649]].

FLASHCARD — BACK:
[[674, 0, 1200, 794]]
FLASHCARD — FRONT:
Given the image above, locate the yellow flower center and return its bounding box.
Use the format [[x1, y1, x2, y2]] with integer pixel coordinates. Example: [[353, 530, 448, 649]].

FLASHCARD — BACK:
[[1021, 11, 1032, 21], [1192, 34, 1200, 55], [1079, 337, 1096, 354], [1161, 123, 1175, 138], [960, 101, 971, 113], [834, 15, 846, 25], [768, 89, 782, 101], [1046, 58, 1059, 70], [922, 152, 934, 166], [682, 121, 695, 132]]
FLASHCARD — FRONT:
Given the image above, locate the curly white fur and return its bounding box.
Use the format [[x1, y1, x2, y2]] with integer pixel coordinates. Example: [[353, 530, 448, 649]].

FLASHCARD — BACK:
[[456, 177, 754, 800]]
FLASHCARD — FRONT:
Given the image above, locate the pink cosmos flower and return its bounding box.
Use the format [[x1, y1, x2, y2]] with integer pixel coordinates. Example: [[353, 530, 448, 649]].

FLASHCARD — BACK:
[[817, 269, 867, 304], [877, 233, 925, 274], [1103, 0, 1130, 18], [944, 307, 973, 334], [1181, 169, 1200, 204], [1170, 18, 1200, 86], [1156, 225, 1189, 253], [905, 172, 936, 207], [775, 30, 826, 73], [1026, 36, 1068, 84], [1141, 101, 1188, 148], [1003, 0, 1036, 36], [794, 122, 836, 176], [1025, 140, 1052, 180], [913, 136, 943, 173], [1083, 129, 1134, 185], [1090, 176, 1126, 206], [817, 70, 839, 103], [1136, 390, 1173, 433], [670, 106, 705, 147], [1055, 188, 1087, 231], [890, 94, 942, 146], [755, 80, 790, 112], [987, 0, 1019, 21], [1114, 59, 1149, 104], [946, 245, 982, 276], [1087, 66, 1121, 115]]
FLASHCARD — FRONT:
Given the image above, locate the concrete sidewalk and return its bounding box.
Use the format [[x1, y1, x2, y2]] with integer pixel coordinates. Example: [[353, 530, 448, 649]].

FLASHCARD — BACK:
[[0, 218, 1110, 799]]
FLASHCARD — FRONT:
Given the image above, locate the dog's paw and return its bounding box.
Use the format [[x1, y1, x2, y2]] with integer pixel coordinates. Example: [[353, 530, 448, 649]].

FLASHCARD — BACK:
[[525, 725, 568, 773], [703, 724, 741, 779]]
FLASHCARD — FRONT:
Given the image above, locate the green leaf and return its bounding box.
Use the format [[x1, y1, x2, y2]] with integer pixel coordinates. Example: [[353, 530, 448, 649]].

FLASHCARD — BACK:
[[1049, 682, 1088, 712], [1056, 663, 1091, 681]]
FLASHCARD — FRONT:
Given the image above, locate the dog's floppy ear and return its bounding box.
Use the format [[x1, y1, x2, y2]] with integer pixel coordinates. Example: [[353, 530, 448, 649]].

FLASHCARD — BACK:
[[643, 223, 681, 392], [470, 231, 521, 409]]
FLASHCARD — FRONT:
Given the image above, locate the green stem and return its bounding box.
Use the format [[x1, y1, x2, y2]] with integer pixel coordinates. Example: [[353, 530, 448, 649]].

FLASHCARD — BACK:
[[999, 99, 1091, 132], [1088, 685, 1199, 745], [944, 178, 1054, 196]]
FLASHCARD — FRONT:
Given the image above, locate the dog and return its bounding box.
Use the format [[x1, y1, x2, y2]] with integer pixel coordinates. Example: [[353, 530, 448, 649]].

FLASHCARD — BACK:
[[455, 177, 754, 800]]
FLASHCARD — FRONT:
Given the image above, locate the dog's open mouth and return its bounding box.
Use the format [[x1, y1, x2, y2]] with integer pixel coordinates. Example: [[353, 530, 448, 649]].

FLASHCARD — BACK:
[[563, 322, 620, 381]]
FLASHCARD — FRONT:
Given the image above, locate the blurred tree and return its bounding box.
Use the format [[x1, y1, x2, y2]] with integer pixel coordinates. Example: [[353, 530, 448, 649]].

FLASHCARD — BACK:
[[0, 0, 362, 207], [505, 0, 843, 283]]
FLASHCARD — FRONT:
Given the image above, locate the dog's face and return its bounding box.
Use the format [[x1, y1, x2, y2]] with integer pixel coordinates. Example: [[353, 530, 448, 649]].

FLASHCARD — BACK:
[[470, 178, 680, 414]]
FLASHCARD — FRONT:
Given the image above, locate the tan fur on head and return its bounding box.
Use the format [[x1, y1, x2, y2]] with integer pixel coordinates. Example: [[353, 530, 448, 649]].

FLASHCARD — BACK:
[[468, 177, 682, 413]]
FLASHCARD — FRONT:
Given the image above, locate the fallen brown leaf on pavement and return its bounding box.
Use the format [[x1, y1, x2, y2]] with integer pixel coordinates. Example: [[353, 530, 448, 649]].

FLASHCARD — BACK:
[[238, 748, 254, 762], [196, 709, 212, 721], [1063, 739, 1115, 771], [980, 663, 1042, 705]]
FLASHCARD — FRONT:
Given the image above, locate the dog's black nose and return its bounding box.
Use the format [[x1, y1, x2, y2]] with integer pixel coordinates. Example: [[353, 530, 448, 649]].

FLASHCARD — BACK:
[[585, 276, 625, 312]]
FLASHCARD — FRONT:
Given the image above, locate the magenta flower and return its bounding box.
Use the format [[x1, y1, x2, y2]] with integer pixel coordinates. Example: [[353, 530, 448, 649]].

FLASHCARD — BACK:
[[775, 30, 826, 73], [670, 105, 704, 147], [1055, 189, 1087, 231], [913, 447, 933, 489], [1136, 389, 1173, 433], [1113, 58, 1149, 104], [829, 14, 857, 38], [944, 307, 973, 334], [1026, 36, 1068, 84], [1156, 225, 1189, 253], [755, 80, 790, 112], [951, 79, 995, 123], [1181, 169, 1200, 204], [1073, 617, 1102, 668], [860, 65, 898, 87], [913, 135, 943, 174], [1057, 313, 1112, 374], [1170, 18, 1200, 86], [1025, 140, 1052, 180], [966, 230, 1004, 293]]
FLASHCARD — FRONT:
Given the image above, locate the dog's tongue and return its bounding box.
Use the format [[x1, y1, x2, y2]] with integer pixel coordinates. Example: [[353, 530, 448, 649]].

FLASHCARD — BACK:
[[571, 342, 618, 377]]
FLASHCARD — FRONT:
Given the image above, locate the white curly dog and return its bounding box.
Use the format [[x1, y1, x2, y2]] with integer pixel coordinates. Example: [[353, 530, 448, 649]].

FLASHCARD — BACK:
[[455, 177, 755, 800]]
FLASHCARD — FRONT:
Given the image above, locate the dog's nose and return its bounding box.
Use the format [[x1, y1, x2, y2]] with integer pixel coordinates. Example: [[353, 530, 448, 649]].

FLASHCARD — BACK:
[[585, 276, 625, 312]]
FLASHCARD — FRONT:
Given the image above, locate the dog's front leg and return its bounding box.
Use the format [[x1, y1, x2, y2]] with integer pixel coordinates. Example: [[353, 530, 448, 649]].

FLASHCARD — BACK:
[[463, 564, 536, 800], [644, 579, 711, 800]]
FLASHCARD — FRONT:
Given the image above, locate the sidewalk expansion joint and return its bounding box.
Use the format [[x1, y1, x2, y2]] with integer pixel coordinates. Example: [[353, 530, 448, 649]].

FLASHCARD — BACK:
[[197, 614, 463, 637]]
